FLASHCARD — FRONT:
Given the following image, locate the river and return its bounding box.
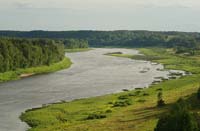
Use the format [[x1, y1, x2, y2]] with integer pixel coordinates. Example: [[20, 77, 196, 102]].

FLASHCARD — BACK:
[[0, 48, 174, 131]]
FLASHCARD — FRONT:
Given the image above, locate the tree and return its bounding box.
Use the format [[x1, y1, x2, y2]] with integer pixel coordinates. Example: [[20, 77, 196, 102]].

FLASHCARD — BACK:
[[157, 92, 165, 107], [0, 38, 65, 73], [155, 99, 199, 131]]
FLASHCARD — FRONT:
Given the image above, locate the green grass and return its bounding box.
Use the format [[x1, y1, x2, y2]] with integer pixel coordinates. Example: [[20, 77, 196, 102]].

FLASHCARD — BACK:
[[65, 48, 92, 53], [21, 48, 200, 131], [0, 57, 72, 82]]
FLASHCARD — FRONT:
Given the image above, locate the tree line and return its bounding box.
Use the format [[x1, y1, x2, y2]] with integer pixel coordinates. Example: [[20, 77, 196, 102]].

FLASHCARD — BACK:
[[1, 30, 200, 55], [0, 30, 199, 49], [62, 39, 88, 49], [0, 38, 65, 73]]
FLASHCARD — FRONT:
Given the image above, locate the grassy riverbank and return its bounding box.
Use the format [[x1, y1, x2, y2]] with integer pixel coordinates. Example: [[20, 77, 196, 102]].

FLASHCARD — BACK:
[[65, 48, 92, 53], [0, 57, 72, 82], [21, 48, 200, 131]]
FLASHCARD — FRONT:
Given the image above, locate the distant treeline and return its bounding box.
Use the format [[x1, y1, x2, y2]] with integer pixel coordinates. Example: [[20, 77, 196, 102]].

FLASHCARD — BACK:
[[63, 39, 88, 49], [0, 38, 64, 73], [1, 30, 200, 53]]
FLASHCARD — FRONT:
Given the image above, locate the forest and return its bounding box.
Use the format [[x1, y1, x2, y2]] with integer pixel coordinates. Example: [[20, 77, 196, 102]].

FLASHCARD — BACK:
[[0, 38, 65, 73], [0, 30, 199, 53], [63, 39, 88, 49]]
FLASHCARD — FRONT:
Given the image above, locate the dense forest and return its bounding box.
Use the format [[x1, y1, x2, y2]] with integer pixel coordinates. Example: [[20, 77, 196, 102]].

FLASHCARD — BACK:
[[0, 30, 200, 53], [0, 38, 64, 73], [63, 39, 88, 49]]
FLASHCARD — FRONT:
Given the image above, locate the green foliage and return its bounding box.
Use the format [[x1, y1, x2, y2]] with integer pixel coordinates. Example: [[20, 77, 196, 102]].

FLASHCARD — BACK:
[[112, 94, 132, 107], [86, 113, 107, 120], [118, 95, 129, 100], [0, 38, 65, 73], [157, 92, 165, 107], [1, 31, 200, 51], [0, 58, 72, 82], [63, 39, 88, 49], [155, 99, 199, 131], [113, 99, 132, 107], [143, 92, 150, 96], [197, 87, 200, 100]]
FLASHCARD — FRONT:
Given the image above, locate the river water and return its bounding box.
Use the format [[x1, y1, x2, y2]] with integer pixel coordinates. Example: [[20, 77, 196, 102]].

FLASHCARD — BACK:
[[0, 48, 175, 131]]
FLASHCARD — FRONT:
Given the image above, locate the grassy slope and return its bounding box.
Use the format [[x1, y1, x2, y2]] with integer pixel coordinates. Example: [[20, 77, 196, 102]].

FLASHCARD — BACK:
[[21, 48, 200, 131], [65, 48, 92, 53], [0, 57, 72, 82]]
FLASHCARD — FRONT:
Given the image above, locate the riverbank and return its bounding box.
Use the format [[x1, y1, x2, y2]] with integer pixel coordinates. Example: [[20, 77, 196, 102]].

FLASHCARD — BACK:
[[0, 57, 72, 83], [20, 48, 200, 131], [65, 48, 92, 53]]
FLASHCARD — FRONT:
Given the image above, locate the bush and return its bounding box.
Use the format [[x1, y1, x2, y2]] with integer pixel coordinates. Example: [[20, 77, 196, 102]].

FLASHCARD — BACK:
[[143, 93, 150, 96], [155, 99, 199, 131], [157, 92, 165, 107], [105, 109, 112, 113], [113, 99, 132, 107], [86, 113, 106, 120], [156, 88, 162, 91], [118, 95, 129, 100], [135, 91, 141, 96]]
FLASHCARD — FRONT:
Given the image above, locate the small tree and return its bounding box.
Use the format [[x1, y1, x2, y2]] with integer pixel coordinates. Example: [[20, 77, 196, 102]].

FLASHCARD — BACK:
[[197, 87, 200, 100], [157, 92, 165, 107]]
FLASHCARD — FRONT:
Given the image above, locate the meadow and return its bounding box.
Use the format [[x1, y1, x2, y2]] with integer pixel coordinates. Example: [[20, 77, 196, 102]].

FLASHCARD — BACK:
[[21, 48, 200, 131]]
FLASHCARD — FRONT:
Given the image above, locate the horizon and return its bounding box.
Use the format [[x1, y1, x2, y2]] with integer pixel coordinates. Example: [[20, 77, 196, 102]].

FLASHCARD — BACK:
[[0, 30, 199, 33]]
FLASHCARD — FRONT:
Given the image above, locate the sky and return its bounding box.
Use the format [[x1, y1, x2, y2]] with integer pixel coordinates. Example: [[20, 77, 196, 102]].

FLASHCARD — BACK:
[[0, 0, 200, 32]]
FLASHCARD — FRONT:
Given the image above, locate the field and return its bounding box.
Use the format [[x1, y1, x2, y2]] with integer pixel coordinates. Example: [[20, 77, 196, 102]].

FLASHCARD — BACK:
[[0, 57, 72, 82], [21, 48, 200, 131]]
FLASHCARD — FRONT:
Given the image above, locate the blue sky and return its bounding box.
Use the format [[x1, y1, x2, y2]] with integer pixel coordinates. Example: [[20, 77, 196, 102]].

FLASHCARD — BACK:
[[0, 0, 200, 31]]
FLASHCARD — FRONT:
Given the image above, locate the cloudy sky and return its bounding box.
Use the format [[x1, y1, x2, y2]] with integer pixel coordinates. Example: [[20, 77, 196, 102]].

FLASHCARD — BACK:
[[0, 0, 200, 31]]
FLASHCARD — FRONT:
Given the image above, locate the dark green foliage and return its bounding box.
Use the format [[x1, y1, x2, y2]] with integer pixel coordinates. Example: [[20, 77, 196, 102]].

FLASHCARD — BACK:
[[113, 94, 132, 107], [156, 88, 162, 91], [86, 113, 106, 120], [105, 109, 112, 113], [143, 93, 150, 96], [128, 93, 136, 96], [155, 99, 199, 131], [113, 99, 132, 107], [118, 95, 129, 100], [135, 91, 141, 95], [0, 38, 64, 73], [157, 99, 165, 107], [1, 31, 200, 51], [197, 87, 200, 100], [63, 39, 88, 49], [157, 92, 165, 107]]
